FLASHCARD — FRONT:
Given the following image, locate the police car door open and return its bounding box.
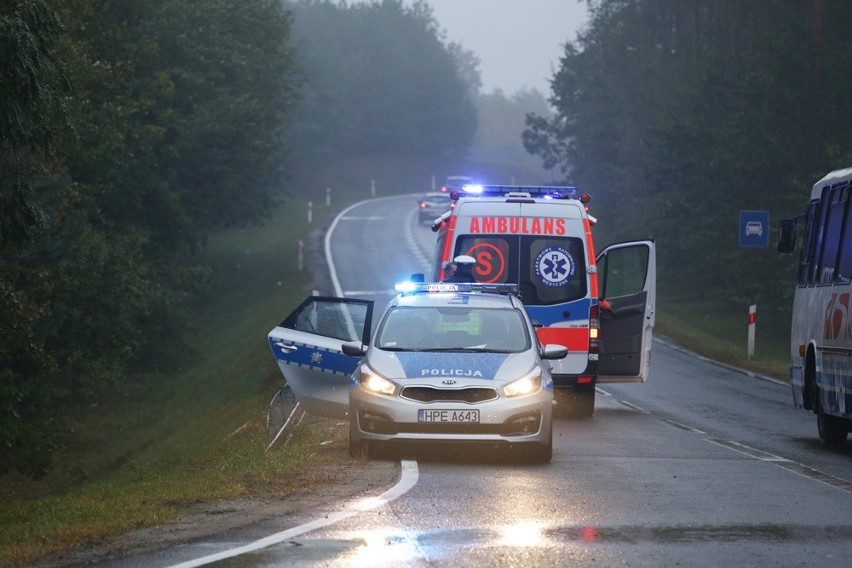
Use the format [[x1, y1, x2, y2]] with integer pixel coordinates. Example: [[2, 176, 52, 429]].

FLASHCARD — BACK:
[[596, 241, 656, 383], [268, 296, 373, 419]]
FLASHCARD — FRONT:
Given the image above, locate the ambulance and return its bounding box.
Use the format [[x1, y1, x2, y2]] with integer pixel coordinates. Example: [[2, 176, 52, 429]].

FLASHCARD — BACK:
[[429, 185, 656, 416]]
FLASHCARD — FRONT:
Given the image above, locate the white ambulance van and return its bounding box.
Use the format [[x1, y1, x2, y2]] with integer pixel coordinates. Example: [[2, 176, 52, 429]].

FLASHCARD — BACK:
[[429, 185, 656, 416]]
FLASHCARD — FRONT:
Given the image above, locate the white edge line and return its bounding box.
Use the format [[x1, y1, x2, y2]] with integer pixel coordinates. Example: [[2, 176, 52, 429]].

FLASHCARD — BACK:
[[619, 400, 650, 414], [325, 200, 365, 297], [325, 195, 411, 297], [168, 460, 420, 568]]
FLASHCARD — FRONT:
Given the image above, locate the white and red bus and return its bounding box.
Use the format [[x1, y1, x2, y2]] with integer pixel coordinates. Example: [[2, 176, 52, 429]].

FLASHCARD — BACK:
[[779, 166, 852, 445]]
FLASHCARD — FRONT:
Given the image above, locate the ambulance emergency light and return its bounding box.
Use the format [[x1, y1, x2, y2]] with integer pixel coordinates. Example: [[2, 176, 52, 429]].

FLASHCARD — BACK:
[[450, 185, 589, 203]]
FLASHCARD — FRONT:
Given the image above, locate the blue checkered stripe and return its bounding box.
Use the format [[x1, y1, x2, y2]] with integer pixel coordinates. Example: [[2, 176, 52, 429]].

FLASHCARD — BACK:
[[268, 339, 358, 377]]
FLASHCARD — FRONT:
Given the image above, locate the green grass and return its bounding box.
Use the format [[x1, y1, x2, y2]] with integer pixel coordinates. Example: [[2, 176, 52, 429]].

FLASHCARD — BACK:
[[656, 293, 790, 380], [0, 195, 351, 566]]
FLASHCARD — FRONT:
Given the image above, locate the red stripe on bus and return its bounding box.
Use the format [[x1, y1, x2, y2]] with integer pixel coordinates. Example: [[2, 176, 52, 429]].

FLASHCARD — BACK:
[[536, 326, 589, 351]]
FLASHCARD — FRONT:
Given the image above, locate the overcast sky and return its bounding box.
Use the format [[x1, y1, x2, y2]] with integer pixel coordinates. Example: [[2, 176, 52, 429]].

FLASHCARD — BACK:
[[413, 0, 590, 95]]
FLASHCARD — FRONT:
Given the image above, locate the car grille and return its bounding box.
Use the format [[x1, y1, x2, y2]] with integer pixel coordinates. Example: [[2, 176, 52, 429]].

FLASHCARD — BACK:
[[401, 386, 498, 404]]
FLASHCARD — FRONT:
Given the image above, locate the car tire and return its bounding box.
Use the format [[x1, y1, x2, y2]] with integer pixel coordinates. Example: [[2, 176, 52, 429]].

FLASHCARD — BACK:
[[524, 423, 553, 463], [348, 417, 368, 459]]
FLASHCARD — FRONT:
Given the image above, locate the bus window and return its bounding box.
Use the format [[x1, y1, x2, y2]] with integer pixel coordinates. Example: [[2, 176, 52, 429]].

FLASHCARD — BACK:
[[816, 188, 847, 284], [836, 196, 852, 283], [807, 186, 832, 285], [798, 201, 819, 286]]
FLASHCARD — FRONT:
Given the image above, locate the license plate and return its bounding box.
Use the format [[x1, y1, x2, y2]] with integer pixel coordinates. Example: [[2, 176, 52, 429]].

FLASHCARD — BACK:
[[417, 409, 480, 423]]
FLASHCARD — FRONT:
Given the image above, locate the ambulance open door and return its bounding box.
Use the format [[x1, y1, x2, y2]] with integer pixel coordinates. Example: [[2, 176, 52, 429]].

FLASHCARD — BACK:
[[595, 240, 656, 383]]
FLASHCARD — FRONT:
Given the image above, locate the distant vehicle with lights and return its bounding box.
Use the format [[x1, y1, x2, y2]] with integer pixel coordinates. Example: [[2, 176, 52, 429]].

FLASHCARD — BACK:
[[268, 282, 566, 462], [440, 175, 475, 193], [418, 192, 452, 224], [429, 184, 656, 417]]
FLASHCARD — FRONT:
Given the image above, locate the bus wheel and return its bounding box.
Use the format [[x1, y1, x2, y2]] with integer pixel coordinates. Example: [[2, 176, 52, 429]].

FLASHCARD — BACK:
[[817, 413, 848, 448]]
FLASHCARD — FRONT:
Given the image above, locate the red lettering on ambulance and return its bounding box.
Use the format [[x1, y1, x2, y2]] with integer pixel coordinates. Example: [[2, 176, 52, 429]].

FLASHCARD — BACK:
[[464, 216, 567, 236]]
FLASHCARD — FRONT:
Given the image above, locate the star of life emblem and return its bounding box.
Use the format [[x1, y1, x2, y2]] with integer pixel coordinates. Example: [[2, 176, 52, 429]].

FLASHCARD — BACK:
[[534, 246, 575, 287]]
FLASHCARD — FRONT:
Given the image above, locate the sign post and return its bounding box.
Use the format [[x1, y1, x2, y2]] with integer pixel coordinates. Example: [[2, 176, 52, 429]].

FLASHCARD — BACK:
[[747, 304, 756, 359]]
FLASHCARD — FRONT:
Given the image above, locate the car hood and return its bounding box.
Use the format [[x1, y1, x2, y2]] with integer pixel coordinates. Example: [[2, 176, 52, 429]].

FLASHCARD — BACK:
[[365, 349, 538, 383]]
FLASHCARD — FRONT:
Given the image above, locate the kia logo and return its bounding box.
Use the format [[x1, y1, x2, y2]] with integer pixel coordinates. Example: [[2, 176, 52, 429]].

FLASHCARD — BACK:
[[442, 379, 457, 385]]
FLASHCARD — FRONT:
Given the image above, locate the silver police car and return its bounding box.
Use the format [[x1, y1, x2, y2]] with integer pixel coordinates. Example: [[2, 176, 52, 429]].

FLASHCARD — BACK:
[[268, 283, 567, 462]]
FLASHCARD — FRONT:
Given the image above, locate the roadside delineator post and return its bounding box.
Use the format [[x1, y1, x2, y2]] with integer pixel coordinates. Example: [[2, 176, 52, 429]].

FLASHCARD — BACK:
[[326, 187, 331, 207], [297, 240, 303, 271], [371, 179, 376, 198], [747, 304, 756, 360], [307, 201, 313, 224]]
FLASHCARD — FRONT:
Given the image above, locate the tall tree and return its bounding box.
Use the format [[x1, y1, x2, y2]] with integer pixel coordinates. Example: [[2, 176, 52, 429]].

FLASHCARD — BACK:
[[525, 0, 852, 308], [287, 0, 478, 160]]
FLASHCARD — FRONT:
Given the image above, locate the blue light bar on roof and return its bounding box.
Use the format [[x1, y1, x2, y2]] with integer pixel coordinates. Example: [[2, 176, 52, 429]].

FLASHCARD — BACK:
[[458, 185, 579, 200], [393, 282, 520, 296]]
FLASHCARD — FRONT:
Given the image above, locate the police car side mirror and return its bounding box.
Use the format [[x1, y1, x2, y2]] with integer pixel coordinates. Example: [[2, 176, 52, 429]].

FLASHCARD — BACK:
[[342, 341, 368, 357], [541, 344, 568, 360]]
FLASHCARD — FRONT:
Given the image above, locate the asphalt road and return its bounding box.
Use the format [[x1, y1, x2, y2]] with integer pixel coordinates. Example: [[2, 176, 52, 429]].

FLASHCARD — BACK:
[[92, 194, 852, 567]]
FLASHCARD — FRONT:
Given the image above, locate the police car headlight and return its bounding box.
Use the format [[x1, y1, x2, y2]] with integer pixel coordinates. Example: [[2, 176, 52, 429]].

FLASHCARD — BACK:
[[503, 369, 542, 397], [359, 372, 396, 396]]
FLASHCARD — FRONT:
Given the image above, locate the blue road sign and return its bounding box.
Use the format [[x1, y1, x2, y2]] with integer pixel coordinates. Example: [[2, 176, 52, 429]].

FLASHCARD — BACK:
[[739, 210, 770, 248]]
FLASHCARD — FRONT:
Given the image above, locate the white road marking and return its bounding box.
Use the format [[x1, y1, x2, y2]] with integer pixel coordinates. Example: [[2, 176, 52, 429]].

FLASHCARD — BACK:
[[619, 400, 650, 414], [167, 460, 420, 568]]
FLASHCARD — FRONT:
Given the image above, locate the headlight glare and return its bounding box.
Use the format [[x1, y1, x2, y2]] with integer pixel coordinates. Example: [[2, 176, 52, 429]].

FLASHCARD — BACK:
[[504, 370, 542, 397], [360, 372, 395, 396]]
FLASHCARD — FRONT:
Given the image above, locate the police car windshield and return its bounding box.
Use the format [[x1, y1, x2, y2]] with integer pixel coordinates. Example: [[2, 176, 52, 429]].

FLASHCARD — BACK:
[[375, 305, 529, 352]]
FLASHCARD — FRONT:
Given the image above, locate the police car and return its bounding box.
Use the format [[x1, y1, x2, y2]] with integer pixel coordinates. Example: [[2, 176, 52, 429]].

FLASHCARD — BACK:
[[267, 283, 567, 462]]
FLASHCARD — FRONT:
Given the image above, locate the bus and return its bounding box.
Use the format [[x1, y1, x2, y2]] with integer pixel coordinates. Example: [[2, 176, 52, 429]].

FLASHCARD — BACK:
[[778, 166, 852, 446]]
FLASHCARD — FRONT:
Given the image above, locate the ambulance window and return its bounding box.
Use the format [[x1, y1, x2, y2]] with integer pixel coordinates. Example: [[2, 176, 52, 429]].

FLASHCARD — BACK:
[[521, 237, 587, 305], [454, 236, 517, 284]]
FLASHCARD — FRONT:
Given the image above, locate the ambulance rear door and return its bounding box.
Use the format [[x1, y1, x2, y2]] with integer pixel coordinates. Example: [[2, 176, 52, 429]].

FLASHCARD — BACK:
[[596, 240, 656, 383]]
